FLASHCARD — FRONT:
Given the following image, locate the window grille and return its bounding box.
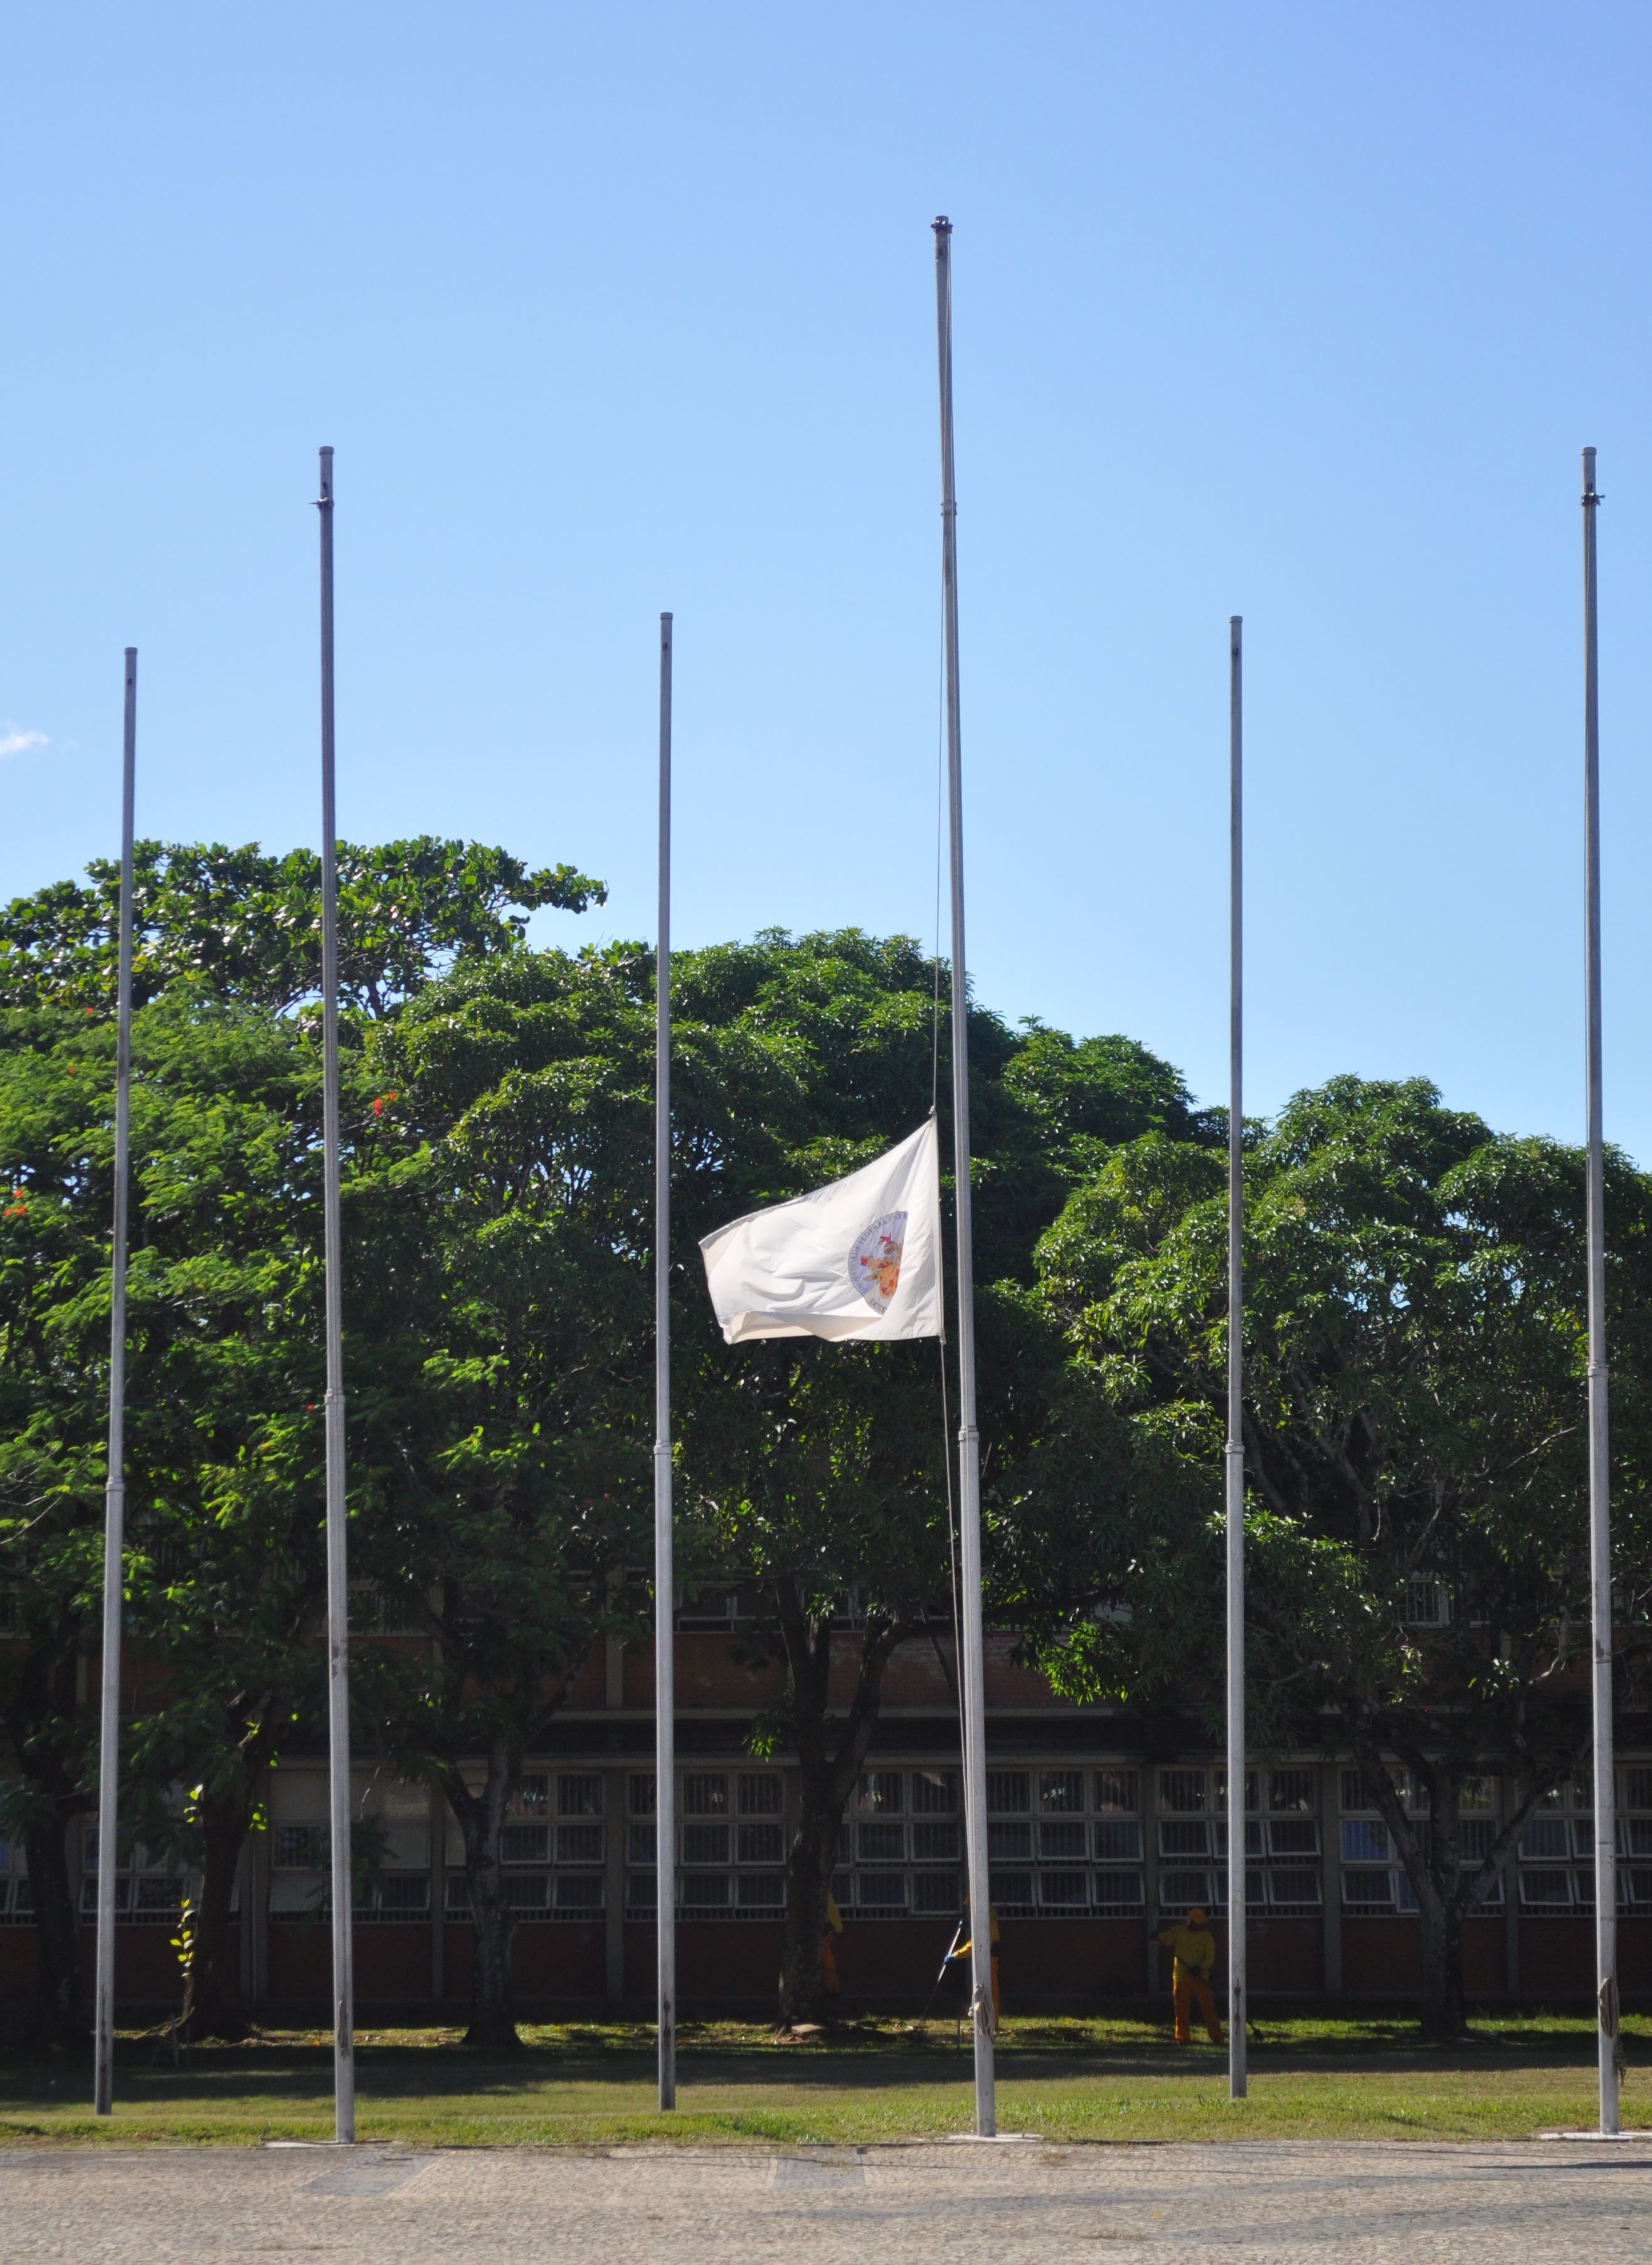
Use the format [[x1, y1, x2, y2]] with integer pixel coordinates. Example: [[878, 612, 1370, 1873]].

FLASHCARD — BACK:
[[1154, 1765, 1321, 1917], [622, 1769, 786, 1920], [1512, 1770, 1652, 1914], [1400, 1578, 1451, 1628], [1340, 1768, 1508, 1914]]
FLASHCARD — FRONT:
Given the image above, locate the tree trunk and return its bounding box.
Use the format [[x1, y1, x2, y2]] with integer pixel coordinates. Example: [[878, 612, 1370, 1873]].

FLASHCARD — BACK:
[[778, 1797, 839, 2025], [442, 1737, 522, 2049], [772, 1586, 911, 2025], [1350, 1732, 1472, 2042], [178, 1791, 251, 2042], [22, 1806, 83, 2049], [1416, 1891, 1466, 2041]]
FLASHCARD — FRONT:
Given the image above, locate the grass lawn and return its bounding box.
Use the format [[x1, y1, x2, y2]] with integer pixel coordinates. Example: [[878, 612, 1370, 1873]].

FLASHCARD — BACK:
[[3, 2013, 1651, 2147]]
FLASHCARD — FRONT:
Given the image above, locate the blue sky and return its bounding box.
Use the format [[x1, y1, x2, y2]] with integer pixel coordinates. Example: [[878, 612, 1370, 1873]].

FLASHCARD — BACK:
[[4, 5, 1650, 1157]]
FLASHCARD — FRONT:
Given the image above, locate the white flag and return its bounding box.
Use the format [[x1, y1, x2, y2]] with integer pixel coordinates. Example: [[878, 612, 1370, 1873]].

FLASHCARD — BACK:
[[699, 1117, 943, 1345]]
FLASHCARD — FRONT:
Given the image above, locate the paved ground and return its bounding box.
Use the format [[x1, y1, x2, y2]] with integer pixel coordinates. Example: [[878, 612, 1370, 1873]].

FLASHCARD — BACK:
[[6, 2138, 1652, 2261]]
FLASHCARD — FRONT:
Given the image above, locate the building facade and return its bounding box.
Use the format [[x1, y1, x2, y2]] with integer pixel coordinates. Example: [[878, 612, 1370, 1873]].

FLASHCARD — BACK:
[[6, 1621, 1651, 2019]]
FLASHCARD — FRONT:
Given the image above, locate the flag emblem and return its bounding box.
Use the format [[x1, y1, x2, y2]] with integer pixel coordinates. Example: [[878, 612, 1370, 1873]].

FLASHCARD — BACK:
[[849, 1211, 908, 1310]]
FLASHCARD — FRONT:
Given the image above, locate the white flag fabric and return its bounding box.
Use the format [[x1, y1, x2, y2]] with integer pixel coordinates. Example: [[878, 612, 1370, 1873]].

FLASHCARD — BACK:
[[699, 1117, 943, 1345]]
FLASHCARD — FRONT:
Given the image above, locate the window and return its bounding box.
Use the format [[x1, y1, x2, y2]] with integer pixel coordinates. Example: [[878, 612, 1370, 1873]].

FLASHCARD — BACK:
[[912, 1770, 958, 1815], [1520, 1868, 1573, 1911], [1341, 1766, 1429, 1817], [1214, 1769, 1261, 1812], [622, 1771, 784, 1920], [1160, 1820, 1210, 1859], [1268, 1819, 1319, 1858], [914, 1871, 961, 1915], [1093, 1867, 1145, 1916], [1153, 1764, 1322, 1916], [435, 1769, 612, 1927], [275, 1825, 325, 1870], [840, 1759, 1148, 1919], [913, 1822, 960, 1864], [1340, 1768, 1505, 1914], [374, 1874, 431, 1918], [1269, 1771, 1316, 1814], [1158, 1770, 1206, 1815], [1519, 1819, 1570, 1861], [82, 1828, 199, 1926], [1343, 1819, 1390, 1865], [1517, 1774, 1597, 1914], [739, 1822, 784, 1865], [1402, 1578, 1450, 1628], [857, 1773, 902, 1817]]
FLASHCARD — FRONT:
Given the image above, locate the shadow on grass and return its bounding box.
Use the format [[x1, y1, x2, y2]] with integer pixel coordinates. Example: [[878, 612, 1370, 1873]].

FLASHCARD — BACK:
[[0, 2010, 1640, 2118]]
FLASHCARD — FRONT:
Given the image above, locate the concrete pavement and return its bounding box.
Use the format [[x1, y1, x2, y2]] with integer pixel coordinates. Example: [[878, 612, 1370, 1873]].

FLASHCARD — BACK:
[[5, 2138, 1652, 2261]]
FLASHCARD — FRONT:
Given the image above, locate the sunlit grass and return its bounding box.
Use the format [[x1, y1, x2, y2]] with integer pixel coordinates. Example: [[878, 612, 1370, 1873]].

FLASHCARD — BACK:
[[3, 2012, 1648, 2148]]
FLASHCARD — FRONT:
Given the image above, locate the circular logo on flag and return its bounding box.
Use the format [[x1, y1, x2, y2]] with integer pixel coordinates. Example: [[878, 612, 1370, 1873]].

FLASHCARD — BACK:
[[849, 1211, 908, 1312]]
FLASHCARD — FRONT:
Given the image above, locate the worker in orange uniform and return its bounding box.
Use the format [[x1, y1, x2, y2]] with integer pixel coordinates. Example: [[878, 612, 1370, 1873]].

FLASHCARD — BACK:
[[1157, 1905, 1222, 2043], [819, 1890, 844, 1997], [946, 1899, 1000, 2025]]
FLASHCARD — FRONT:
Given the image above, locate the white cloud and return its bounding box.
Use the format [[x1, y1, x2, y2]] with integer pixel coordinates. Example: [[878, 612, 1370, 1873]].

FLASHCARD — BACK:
[[0, 724, 48, 760]]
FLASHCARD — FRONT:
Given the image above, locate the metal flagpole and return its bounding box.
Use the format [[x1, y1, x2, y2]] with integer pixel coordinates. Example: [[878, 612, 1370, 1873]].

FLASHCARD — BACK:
[[654, 612, 677, 2111], [1581, 445, 1618, 2136], [933, 214, 995, 2140], [1226, 618, 1246, 2101], [317, 445, 356, 2145], [93, 647, 137, 2116]]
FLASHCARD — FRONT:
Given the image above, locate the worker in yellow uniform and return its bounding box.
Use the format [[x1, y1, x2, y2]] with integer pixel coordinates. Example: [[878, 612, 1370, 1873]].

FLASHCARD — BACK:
[[945, 1899, 1000, 2024], [1157, 1905, 1222, 2044], [820, 1891, 844, 1997]]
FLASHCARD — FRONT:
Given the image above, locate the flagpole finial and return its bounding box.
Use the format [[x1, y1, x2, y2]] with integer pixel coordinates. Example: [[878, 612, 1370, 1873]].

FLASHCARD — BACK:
[[933, 214, 951, 236]]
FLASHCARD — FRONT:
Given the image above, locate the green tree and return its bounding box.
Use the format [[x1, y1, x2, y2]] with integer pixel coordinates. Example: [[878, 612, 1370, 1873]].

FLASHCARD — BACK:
[[0, 837, 605, 1015], [0, 839, 605, 2044], [667, 933, 1207, 2022], [343, 947, 657, 2046], [1033, 1076, 1652, 2039]]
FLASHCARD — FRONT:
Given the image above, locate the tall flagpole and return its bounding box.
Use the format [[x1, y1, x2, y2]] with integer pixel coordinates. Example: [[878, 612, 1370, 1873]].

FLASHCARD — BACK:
[[654, 611, 677, 2112], [1225, 618, 1246, 2101], [1581, 445, 1618, 2136], [317, 445, 356, 2145], [93, 647, 137, 2116], [933, 214, 995, 2139]]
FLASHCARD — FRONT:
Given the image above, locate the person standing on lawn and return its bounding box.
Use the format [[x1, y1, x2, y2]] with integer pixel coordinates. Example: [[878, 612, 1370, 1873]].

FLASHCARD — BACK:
[[1157, 1906, 1223, 2044]]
